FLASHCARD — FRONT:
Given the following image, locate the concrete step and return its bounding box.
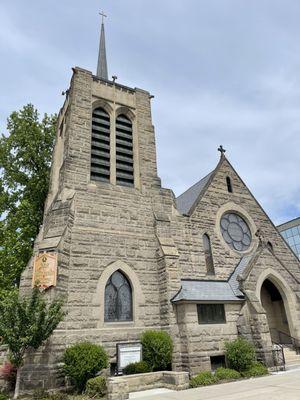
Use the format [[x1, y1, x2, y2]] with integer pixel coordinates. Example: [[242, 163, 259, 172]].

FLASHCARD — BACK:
[[283, 348, 300, 366]]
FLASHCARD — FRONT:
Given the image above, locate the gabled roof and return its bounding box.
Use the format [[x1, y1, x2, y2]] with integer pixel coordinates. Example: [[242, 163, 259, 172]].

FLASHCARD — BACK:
[[175, 171, 214, 215], [172, 253, 254, 303]]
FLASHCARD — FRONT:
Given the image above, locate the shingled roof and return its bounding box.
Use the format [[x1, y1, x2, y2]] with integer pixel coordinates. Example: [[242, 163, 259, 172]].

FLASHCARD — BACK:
[[171, 254, 254, 303], [175, 171, 214, 215]]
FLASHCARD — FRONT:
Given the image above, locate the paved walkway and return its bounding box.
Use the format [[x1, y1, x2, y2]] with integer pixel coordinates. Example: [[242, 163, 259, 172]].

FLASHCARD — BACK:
[[130, 368, 300, 400]]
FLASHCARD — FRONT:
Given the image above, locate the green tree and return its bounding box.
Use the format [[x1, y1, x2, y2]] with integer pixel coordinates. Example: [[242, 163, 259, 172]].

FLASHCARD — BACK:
[[0, 288, 65, 398], [0, 104, 56, 293]]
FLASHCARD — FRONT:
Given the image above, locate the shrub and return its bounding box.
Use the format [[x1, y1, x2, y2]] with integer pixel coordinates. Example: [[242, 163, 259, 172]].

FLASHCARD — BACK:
[[48, 393, 69, 400], [141, 330, 173, 371], [63, 342, 108, 392], [0, 394, 9, 400], [225, 337, 256, 372], [123, 361, 151, 375], [32, 388, 49, 399], [189, 371, 219, 387], [242, 362, 268, 378], [85, 376, 107, 398], [0, 361, 16, 389], [215, 367, 241, 380]]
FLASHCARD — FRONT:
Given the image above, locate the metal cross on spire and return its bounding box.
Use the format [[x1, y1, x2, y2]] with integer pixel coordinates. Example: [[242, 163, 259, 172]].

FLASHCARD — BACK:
[[97, 11, 108, 80], [218, 145, 226, 156], [99, 11, 107, 24]]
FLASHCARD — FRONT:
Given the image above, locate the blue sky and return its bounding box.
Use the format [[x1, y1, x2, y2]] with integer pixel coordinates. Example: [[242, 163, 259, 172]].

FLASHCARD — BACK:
[[1, 0, 300, 225]]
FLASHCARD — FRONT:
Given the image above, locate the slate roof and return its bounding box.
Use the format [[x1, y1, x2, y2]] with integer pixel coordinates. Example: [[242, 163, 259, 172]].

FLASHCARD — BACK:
[[172, 254, 254, 303], [175, 171, 214, 215]]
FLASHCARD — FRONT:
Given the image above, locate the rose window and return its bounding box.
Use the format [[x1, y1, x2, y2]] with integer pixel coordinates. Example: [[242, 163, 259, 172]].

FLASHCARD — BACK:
[[220, 212, 252, 251]]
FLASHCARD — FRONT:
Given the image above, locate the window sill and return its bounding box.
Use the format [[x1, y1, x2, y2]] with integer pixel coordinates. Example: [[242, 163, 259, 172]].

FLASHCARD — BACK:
[[104, 321, 135, 328]]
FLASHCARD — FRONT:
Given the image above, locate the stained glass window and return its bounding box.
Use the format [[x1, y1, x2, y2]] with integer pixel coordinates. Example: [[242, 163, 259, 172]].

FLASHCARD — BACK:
[[220, 212, 252, 252], [104, 270, 132, 322]]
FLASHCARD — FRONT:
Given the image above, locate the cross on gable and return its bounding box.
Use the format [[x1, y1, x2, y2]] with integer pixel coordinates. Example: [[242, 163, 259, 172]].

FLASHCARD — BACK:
[[218, 145, 226, 155]]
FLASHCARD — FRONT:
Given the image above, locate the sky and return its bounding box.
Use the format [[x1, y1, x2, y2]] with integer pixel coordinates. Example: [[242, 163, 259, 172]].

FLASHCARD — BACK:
[[1, 0, 300, 225]]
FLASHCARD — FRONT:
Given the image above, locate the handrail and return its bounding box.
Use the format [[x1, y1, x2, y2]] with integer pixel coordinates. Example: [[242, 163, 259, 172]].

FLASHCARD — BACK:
[[270, 328, 300, 354]]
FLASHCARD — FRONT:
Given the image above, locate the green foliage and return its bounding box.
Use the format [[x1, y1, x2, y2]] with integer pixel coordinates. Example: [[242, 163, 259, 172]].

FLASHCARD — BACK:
[[141, 330, 173, 371], [63, 342, 108, 392], [85, 376, 107, 398], [32, 388, 49, 399], [189, 371, 219, 387], [0, 287, 65, 368], [123, 361, 151, 375], [214, 367, 241, 380], [225, 337, 256, 372], [0, 394, 9, 400], [0, 104, 56, 293], [32, 389, 69, 400], [242, 362, 268, 378]]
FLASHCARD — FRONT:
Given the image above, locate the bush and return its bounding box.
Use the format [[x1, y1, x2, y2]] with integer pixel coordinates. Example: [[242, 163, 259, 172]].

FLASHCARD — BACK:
[[242, 362, 268, 378], [0, 394, 9, 400], [225, 337, 256, 372], [63, 342, 108, 392], [141, 330, 173, 371], [123, 361, 151, 375], [48, 393, 69, 400], [85, 376, 107, 398], [215, 367, 241, 380], [189, 371, 219, 387], [32, 388, 49, 399], [0, 361, 16, 389]]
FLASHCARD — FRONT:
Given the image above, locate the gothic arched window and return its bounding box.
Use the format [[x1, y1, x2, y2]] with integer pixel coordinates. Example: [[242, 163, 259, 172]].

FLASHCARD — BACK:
[[116, 114, 134, 186], [226, 176, 233, 193], [104, 270, 133, 322], [203, 234, 215, 275], [91, 107, 110, 182]]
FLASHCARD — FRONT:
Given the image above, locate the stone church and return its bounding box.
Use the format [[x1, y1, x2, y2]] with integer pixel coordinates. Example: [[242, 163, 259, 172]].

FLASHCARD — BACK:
[[19, 20, 300, 390]]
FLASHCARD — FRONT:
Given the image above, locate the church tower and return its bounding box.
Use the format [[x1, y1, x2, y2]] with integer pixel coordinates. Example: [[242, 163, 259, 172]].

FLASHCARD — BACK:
[[19, 14, 180, 390]]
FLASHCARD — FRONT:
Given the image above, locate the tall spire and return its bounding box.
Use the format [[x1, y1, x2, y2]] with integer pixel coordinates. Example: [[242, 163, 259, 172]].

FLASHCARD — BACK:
[[97, 11, 108, 80]]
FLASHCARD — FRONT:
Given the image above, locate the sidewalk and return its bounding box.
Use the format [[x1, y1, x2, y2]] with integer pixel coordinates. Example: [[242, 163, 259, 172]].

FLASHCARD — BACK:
[[130, 368, 300, 400]]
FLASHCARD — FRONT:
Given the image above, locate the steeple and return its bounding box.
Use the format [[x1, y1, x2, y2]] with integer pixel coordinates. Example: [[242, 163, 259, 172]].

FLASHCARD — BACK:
[[97, 12, 108, 80]]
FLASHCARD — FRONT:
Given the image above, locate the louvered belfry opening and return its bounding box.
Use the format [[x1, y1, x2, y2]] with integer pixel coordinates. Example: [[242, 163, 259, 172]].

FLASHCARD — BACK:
[[116, 114, 134, 186], [91, 107, 110, 182]]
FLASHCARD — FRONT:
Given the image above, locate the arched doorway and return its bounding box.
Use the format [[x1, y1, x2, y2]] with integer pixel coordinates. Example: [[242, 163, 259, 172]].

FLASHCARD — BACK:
[[260, 279, 292, 344]]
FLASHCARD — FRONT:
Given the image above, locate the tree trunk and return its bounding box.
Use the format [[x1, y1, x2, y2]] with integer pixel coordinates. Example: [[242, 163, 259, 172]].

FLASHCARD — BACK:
[[13, 368, 20, 399]]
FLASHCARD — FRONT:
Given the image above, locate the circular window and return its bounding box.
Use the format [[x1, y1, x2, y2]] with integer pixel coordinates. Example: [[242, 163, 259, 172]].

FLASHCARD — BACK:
[[220, 212, 252, 251]]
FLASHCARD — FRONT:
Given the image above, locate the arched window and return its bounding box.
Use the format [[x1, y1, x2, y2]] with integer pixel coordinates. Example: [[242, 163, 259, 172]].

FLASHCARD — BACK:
[[226, 176, 233, 193], [91, 107, 110, 182], [104, 270, 132, 322], [116, 114, 134, 186], [203, 234, 215, 275]]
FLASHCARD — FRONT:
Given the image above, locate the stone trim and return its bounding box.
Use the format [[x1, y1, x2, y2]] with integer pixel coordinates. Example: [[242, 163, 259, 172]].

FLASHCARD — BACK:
[[215, 201, 259, 257], [255, 267, 300, 339], [92, 260, 145, 328]]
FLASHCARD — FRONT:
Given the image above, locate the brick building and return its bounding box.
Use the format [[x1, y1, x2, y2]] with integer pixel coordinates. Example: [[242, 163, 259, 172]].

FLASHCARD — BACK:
[[19, 20, 300, 390]]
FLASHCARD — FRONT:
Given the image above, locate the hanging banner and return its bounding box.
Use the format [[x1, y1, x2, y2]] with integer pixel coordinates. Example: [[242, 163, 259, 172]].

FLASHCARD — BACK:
[[32, 253, 57, 289]]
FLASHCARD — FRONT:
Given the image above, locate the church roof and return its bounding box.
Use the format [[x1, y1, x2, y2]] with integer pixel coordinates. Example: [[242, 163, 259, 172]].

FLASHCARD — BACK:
[[171, 254, 254, 303], [175, 171, 214, 215]]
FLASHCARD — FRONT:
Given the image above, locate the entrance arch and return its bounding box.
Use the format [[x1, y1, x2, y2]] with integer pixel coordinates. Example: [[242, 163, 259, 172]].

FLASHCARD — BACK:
[[260, 279, 291, 343], [256, 268, 298, 344]]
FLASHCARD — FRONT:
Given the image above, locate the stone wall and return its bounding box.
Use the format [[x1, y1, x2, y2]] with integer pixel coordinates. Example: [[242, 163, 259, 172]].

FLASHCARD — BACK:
[[107, 371, 189, 400]]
